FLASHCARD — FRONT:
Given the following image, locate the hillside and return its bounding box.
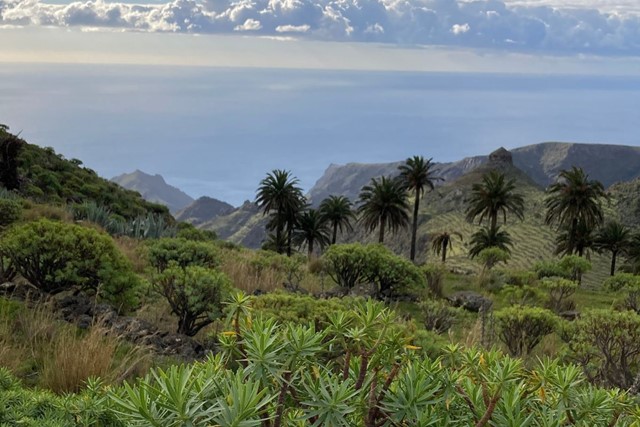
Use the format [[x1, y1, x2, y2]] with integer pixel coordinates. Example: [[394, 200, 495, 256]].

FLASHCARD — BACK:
[[112, 170, 194, 214], [308, 142, 640, 204], [4, 134, 170, 220], [175, 196, 235, 226]]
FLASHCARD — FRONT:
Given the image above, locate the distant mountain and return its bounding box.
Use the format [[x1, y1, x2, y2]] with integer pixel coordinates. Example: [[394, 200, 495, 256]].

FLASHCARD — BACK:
[[112, 170, 194, 214], [175, 197, 235, 226], [308, 142, 640, 204]]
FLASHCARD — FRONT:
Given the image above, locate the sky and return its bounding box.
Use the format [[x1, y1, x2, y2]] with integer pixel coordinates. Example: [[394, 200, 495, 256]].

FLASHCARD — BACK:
[[1, 0, 640, 205]]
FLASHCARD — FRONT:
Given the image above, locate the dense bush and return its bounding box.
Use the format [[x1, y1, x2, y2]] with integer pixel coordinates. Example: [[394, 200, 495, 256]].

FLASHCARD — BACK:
[[250, 292, 357, 327], [604, 273, 640, 313], [323, 243, 424, 296], [176, 222, 217, 241], [0, 198, 22, 228], [477, 246, 510, 270], [561, 309, 640, 388], [107, 298, 639, 426], [495, 305, 558, 357], [533, 259, 571, 279], [1, 219, 140, 309], [147, 238, 220, 273], [419, 299, 462, 334], [153, 263, 232, 336]]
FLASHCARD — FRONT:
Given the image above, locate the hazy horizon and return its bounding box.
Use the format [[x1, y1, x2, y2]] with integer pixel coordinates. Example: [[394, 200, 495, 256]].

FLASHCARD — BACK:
[[2, 62, 640, 205]]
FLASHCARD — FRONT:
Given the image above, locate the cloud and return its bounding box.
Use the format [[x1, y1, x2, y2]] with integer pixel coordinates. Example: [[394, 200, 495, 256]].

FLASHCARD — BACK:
[[234, 18, 262, 31], [451, 23, 470, 35], [2, 0, 640, 54], [275, 24, 310, 33]]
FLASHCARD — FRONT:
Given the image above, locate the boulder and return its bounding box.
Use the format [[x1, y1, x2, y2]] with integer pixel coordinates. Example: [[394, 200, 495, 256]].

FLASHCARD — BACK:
[[448, 291, 493, 312]]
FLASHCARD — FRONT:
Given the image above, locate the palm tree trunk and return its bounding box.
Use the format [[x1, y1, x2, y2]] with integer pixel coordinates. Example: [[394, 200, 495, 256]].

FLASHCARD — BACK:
[[611, 250, 618, 276], [287, 226, 293, 257], [378, 218, 385, 244], [410, 191, 420, 262], [442, 239, 447, 263], [308, 238, 314, 259], [490, 212, 497, 234], [332, 222, 338, 245]]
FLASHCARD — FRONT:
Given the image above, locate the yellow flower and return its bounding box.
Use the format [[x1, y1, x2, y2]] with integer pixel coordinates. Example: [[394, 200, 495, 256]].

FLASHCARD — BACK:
[[479, 354, 486, 367], [404, 345, 421, 351]]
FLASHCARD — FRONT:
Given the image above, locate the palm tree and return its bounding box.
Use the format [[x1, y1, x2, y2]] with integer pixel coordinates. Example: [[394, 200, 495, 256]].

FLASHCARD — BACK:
[[319, 195, 355, 244], [398, 156, 443, 262], [554, 221, 594, 259], [593, 221, 633, 276], [293, 209, 331, 258], [465, 170, 525, 233], [545, 166, 606, 257], [256, 170, 305, 255], [357, 176, 410, 244], [431, 231, 463, 263], [468, 226, 513, 258]]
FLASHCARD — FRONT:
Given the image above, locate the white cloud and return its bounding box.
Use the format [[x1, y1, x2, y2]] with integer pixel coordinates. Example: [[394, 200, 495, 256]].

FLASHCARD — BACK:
[[451, 23, 470, 35], [2, 0, 640, 54], [234, 18, 262, 31], [275, 23, 310, 32]]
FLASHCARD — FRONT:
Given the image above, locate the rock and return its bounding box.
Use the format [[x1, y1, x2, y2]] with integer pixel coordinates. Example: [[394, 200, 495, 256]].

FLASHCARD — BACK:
[[282, 282, 309, 295], [488, 147, 513, 165], [448, 291, 493, 312], [560, 310, 580, 321], [55, 294, 93, 321], [76, 314, 93, 329], [252, 289, 265, 296]]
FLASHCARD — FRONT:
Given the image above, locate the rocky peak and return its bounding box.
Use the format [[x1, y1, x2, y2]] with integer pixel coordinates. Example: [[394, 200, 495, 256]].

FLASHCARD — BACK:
[[488, 147, 513, 165]]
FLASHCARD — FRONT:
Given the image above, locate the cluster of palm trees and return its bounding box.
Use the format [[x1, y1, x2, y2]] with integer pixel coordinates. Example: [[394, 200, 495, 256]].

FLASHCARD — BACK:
[[462, 166, 640, 276], [256, 160, 640, 275], [255, 156, 442, 261]]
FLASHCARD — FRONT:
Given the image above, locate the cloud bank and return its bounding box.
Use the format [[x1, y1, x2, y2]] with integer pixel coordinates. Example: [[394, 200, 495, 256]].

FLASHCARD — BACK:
[[2, 0, 640, 54]]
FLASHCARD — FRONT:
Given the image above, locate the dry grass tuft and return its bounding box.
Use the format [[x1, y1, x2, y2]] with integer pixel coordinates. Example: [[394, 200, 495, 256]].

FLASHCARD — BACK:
[[0, 298, 150, 393], [114, 236, 149, 274]]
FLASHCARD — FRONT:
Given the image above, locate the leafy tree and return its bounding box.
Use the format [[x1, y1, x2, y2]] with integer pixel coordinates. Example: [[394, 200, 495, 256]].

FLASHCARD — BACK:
[[357, 176, 409, 244], [557, 254, 592, 285], [319, 195, 355, 245], [398, 156, 443, 262], [545, 167, 606, 257], [495, 305, 558, 357], [604, 273, 640, 313], [561, 309, 640, 388], [593, 221, 633, 276], [293, 208, 331, 258], [153, 263, 231, 336], [256, 170, 305, 255], [465, 170, 524, 233], [623, 233, 640, 274], [0, 125, 24, 190], [468, 226, 513, 258], [146, 238, 220, 273], [1, 219, 140, 309], [430, 230, 462, 263]]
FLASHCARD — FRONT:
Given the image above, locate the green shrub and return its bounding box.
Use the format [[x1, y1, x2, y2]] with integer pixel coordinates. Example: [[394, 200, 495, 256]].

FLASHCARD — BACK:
[[541, 277, 578, 313], [423, 263, 446, 298], [323, 243, 424, 296], [499, 284, 543, 306], [0, 199, 21, 228], [419, 299, 462, 334], [533, 259, 571, 279], [561, 309, 640, 389], [147, 238, 220, 273], [495, 305, 558, 357], [1, 219, 140, 309], [250, 292, 356, 328], [477, 247, 510, 270], [153, 263, 232, 336], [176, 223, 217, 241], [558, 255, 592, 283], [501, 269, 538, 287], [604, 273, 640, 313]]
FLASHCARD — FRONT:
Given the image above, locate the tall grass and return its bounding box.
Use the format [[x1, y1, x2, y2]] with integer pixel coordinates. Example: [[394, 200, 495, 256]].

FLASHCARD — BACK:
[[0, 298, 150, 393]]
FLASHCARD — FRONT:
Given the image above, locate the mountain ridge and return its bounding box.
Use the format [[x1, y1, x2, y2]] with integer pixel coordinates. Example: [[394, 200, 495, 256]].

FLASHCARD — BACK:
[[111, 170, 194, 214]]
